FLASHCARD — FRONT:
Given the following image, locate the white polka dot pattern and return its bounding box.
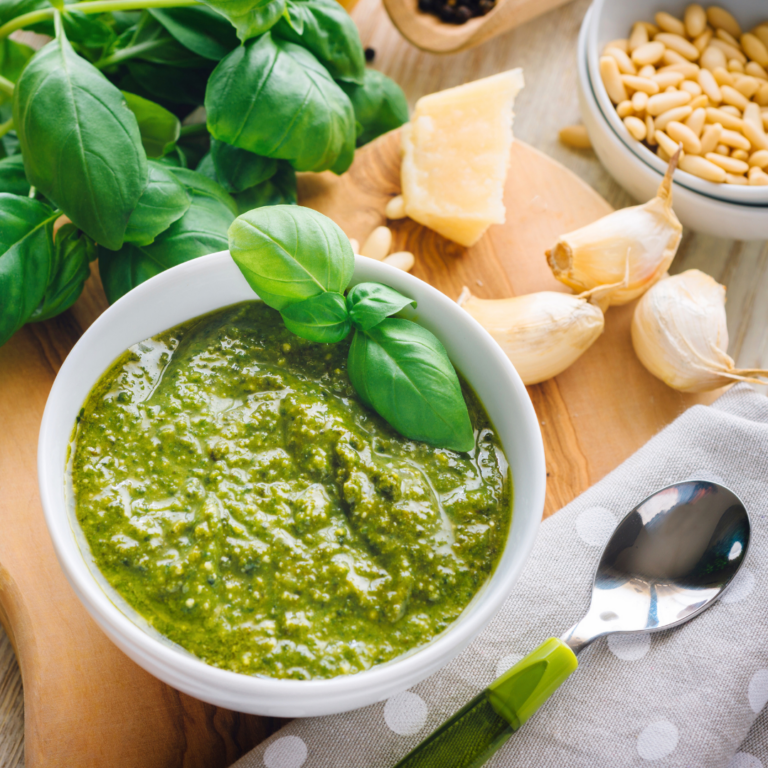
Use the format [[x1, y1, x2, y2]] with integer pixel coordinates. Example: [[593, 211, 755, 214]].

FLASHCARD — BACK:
[[384, 691, 428, 736], [263, 736, 308, 768], [722, 568, 756, 604], [496, 653, 523, 677], [607, 633, 651, 661], [637, 720, 679, 760], [728, 753, 764, 768], [576, 506, 617, 547], [749, 670, 768, 714]]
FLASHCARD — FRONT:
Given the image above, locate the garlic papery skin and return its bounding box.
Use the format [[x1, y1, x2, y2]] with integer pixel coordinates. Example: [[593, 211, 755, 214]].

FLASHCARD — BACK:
[[546, 152, 683, 309], [458, 288, 604, 385], [631, 270, 768, 393]]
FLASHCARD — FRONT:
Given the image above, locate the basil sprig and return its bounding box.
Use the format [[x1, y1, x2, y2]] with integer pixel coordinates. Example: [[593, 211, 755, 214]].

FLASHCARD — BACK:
[[229, 205, 475, 453]]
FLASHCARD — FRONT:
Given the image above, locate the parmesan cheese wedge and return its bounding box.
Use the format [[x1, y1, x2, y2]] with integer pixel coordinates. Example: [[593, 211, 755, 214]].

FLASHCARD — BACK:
[[400, 69, 524, 248]]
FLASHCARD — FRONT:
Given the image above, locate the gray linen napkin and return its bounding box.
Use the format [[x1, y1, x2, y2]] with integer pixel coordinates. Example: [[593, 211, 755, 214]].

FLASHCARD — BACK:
[[233, 384, 768, 768]]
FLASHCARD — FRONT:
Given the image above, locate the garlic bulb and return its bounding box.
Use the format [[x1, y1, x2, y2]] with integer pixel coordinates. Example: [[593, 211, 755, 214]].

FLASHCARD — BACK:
[[631, 270, 768, 393], [546, 152, 683, 310], [458, 288, 604, 385]]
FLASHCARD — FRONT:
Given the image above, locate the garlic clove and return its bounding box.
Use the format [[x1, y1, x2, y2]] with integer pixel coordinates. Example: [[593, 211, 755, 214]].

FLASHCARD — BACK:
[[631, 269, 768, 392], [458, 288, 605, 385], [546, 150, 683, 307]]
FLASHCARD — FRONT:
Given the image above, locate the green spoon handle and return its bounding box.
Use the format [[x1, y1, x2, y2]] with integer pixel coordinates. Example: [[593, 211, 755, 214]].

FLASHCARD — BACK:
[[393, 638, 578, 768]]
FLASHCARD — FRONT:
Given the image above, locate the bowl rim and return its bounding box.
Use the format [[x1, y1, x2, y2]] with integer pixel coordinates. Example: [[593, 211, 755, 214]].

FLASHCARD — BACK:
[[585, 0, 768, 208], [38, 250, 547, 716]]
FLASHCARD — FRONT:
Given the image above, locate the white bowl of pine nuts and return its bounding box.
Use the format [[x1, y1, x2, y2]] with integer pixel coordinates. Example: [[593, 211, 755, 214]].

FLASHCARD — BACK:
[[587, 0, 768, 205], [577, 3, 768, 239]]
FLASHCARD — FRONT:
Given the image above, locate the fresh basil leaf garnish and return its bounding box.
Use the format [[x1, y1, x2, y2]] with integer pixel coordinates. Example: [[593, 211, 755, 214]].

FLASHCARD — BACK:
[[281, 291, 350, 343], [347, 318, 474, 452], [346, 282, 415, 331], [122, 91, 181, 158], [211, 138, 277, 194]]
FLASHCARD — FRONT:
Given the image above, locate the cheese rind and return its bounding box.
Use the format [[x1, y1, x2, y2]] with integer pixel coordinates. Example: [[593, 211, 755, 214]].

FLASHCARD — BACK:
[[401, 69, 524, 247]]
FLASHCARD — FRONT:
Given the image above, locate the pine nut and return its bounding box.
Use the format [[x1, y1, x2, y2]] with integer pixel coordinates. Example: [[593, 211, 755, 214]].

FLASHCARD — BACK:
[[710, 38, 746, 64], [721, 84, 750, 110], [685, 107, 707, 136], [653, 72, 685, 89], [706, 7, 741, 39], [698, 68, 722, 102], [706, 106, 743, 130], [720, 128, 751, 150], [385, 195, 406, 219], [743, 103, 768, 151], [666, 120, 702, 153], [748, 149, 768, 168], [623, 115, 646, 140], [663, 48, 689, 66], [658, 62, 700, 79], [755, 25, 768, 51], [713, 67, 735, 86], [716, 28, 740, 48], [655, 33, 699, 60], [632, 41, 665, 67], [727, 59, 745, 74], [639, 65, 657, 78], [693, 29, 713, 53], [629, 22, 649, 53], [679, 153, 727, 181], [715, 143, 730, 155], [646, 114, 657, 144], [655, 105, 693, 130], [624, 75, 662, 95], [657, 146, 672, 162], [647, 89, 692, 116], [700, 122, 723, 154], [725, 172, 748, 184], [757, 83, 768, 107], [705, 152, 749, 174], [639, 22, 660, 36], [690, 95, 709, 109], [742, 34, 768, 67], [746, 62, 768, 81], [684, 4, 707, 38], [748, 167, 768, 185], [600, 56, 628, 104], [383, 252, 415, 272], [604, 39, 630, 54], [655, 129, 684, 157], [349, 238, 359, 253], [720, 105, 742, 117], [700, 46, 727, 71], [734, 76, 761, 100], [732, 149, 749, 161], [606, 47, 637, 75], [655, 11, 685, 36], [631, 90, 648, 112], [558, 124, 592, 149], [361, 226, 392, 260], [617, 100, 634, 118], [681, 80, 703, 96]]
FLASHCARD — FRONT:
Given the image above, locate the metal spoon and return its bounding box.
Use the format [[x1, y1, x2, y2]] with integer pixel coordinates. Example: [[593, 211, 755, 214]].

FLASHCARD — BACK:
[[394, 480, 750, 768]]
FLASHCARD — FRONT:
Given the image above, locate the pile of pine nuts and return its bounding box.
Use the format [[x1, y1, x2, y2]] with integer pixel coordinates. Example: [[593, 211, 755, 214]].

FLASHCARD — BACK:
[[349, 223, 415, 272], [600, 5, 768, 186]]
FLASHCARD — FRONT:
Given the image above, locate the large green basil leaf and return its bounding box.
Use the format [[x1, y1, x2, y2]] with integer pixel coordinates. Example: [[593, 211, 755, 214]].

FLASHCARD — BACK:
[[13, 34, 147, 250], [232, 161, 296, 214], [195, 0, 285, 43], [61, 10, 116, 49], [114, 17, 210, 68], [0, 39, 34, 107], [346, 282, 415, 331], [341, 69, 409, 147], [274, 0, 364, 85], [228, 204, 353, 310], [0, 155, 30, 195], [165, 166, 238, 215], [148, 6, 239, 61], [29, 224, 95, 323], [211, 137, 276, 193], [0, 193, 58, 346], [124, 161, 190, 246], [122, 91, 180, 158], [347, 318, 474, 452], [206, 33, 356, 173], [125, 61, 212, 105], [99, 189, 234, 304], [280, 291, 350, 343]]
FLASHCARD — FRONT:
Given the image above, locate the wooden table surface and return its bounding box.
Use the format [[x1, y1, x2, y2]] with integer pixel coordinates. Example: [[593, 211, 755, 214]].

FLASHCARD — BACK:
[[2, 0, 767, 763]]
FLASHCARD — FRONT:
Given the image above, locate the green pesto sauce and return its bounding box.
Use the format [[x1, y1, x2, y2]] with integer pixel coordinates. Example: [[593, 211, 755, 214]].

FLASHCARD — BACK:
[[71, 301, 511, 680]]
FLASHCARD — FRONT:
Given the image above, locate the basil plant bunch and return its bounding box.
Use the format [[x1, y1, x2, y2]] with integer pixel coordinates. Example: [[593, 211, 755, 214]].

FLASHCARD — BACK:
[[0, 0, 408, 348], [230, 205, 475, 453]]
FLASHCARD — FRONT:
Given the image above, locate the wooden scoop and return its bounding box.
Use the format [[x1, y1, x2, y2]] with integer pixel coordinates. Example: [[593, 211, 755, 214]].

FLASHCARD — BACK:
[[382, 0, 571, 54]]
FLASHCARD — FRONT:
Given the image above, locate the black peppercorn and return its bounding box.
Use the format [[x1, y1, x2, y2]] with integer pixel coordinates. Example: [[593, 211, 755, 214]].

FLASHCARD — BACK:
[[419, 0, 495, 24], [364, 47, 375, 62]]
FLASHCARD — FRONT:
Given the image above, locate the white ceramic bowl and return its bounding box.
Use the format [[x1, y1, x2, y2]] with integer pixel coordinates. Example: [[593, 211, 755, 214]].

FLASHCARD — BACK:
[[38, 251, 546, 717], [578, 5, 768, 240], [587, 0, 768, 207]]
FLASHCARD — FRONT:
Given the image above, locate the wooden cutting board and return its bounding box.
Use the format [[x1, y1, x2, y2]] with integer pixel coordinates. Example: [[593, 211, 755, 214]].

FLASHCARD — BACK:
[[0, 130, 714, 768]]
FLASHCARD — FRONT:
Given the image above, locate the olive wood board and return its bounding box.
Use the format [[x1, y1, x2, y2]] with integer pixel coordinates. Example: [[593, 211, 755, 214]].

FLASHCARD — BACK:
[[0, 129, 714, 768]]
